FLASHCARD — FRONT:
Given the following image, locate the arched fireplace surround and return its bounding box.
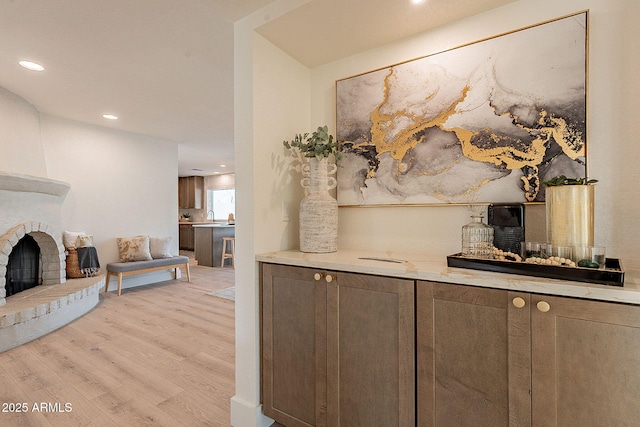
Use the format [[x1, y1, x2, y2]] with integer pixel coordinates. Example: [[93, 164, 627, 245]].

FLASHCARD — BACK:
[[0, 221, 66, 306]]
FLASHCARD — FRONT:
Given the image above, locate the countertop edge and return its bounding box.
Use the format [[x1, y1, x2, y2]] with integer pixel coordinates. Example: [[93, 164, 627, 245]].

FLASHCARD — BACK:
[[191, 224, 235, 228], [256, 250, 640, 305]]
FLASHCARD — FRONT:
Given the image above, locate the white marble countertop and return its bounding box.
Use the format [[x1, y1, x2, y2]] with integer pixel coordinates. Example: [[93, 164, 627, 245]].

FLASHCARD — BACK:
[[256, 249, 640, 305], [191, 223, 235, 228]]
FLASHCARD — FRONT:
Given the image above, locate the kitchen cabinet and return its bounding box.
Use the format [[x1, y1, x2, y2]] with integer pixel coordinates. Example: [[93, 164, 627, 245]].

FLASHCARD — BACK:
[[193, 224, 234, 267], [261, 263, 415, 427], [178, 176, 203, 209], [178, 223, 194, 250], [531, 294, 640, 426], [416, 281, 530, 426], [261, 264, 326, 427], [327, 269, 415, 426], [417, 281, 640, 427]]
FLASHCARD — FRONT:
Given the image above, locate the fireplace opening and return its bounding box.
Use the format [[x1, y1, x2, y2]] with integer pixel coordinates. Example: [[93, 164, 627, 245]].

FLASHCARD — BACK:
[[5, 234, 41, 297]]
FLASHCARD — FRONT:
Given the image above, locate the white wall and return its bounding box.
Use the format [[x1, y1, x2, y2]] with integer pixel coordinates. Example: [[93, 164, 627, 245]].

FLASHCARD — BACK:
[[40, 114, 179, 269], [232, 0, 311, 425], [0, 87, 48, 177], [235, 0, 640, 426], [253, 34, 310, 254], [607, 0, 640, 269]]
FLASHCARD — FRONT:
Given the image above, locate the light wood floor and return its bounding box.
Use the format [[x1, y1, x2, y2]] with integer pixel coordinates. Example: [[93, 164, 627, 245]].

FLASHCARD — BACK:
[[0, 265, 236, 427]]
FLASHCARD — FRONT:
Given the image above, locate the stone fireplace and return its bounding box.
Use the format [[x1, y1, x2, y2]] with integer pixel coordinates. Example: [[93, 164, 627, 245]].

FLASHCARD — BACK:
[[0, 171, 103, 352], [0, 221, 67, 305]]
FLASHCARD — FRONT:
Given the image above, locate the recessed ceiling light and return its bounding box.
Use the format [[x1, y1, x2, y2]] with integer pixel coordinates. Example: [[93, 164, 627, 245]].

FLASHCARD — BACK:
[[411, 0, 426, 4], [220, 164, 226, 168], [102, 114, 118, 120], [19, 60, 45, 71]]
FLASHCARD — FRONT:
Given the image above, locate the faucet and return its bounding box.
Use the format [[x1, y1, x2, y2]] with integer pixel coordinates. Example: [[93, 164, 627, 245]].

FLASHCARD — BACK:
[[207, 210, 214, 220]]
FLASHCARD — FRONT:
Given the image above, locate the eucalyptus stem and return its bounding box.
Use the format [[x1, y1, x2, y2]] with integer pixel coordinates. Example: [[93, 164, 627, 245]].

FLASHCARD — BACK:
[[283, 125, 338, 161]]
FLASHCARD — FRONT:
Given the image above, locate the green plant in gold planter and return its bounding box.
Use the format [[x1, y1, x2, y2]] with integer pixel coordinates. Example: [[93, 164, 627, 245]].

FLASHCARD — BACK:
[[542, 175, 597, 248], [541, 175, 598, 186]]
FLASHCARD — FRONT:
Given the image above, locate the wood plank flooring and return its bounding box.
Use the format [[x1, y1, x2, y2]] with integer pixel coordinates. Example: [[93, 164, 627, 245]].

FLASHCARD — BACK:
[[0, 264, 236, 427]]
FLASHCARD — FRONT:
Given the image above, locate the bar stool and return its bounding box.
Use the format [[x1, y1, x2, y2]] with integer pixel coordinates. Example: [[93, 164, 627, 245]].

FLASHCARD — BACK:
[[221, 237, 235, 269]]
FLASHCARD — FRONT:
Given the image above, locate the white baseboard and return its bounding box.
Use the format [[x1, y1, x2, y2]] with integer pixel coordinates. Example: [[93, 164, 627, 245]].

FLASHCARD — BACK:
[[230, 395, 273, 427]]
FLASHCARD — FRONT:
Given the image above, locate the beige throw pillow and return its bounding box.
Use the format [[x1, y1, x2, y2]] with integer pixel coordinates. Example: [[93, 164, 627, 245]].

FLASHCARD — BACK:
[[117, 235, 152, 262], [77, 234, 94, 248], [149, 237, 172, 259]]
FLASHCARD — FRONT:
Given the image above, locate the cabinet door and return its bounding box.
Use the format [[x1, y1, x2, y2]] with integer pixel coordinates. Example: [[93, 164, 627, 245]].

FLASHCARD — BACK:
[[185, 227, 194, 250], [191, 176, 203, 209], [327, 272, 415, 427], [179, 225, 194, 250], [193, 227, 212, 266], [532, 294, 640, 426], [178, 176, 203, 209], [178, 177, 190, 209], [261, 264, 327, 427], [416, 281, 531, 427]]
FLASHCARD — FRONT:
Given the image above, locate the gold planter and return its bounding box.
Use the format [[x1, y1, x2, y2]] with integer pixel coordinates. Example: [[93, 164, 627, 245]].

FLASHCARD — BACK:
[[546, 185, 594, 247]]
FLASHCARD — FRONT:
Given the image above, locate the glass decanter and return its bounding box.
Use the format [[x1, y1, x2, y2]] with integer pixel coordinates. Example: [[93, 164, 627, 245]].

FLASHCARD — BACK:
[[461, 214, 494, 258]]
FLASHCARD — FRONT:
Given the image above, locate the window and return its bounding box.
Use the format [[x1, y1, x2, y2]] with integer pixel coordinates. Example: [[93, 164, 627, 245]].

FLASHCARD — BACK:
[[206, 188, 235, 221]]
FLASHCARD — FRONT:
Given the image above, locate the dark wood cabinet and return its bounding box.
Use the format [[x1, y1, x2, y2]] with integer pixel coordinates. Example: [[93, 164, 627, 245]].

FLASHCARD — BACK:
[[261, 261, 640, 427], [326, 270, 415, 427], [193, 226, 235, 267], [261, 263, 415, 427], [416, 281, 530, 427], [178, 224, 194, 250], [178, 176, 203, 209], [417, 280, 640, 427], [531, 294, 640, 426], [261, 264, 327, 427]]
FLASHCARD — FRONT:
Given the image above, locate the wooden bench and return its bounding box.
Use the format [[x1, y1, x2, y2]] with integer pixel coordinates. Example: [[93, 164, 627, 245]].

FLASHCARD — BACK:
[[105, 256, 191, 296]]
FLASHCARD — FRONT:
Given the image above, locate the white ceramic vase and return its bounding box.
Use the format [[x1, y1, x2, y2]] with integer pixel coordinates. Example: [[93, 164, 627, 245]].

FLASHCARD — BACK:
[[299, 157, 338, 253]]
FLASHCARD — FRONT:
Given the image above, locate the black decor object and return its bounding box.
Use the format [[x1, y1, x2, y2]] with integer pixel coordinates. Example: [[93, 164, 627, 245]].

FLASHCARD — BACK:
[[488, 203, 525, 255]]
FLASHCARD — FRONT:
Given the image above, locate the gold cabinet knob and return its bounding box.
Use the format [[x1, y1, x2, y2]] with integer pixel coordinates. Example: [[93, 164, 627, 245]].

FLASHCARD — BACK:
[[512, 297, 526, 308], [537, 301, 551, 313], [314, 273, 323, 281], [325, 274, 334, 283]]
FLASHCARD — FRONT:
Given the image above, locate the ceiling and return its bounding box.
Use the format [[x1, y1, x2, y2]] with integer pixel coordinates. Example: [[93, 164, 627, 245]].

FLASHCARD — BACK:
[[0, 0, 514, 177], [257, 0, 515, 68]]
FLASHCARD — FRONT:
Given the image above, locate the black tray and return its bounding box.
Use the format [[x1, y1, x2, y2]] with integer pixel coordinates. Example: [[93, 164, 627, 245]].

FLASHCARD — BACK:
[[447, 253, 625, 287]]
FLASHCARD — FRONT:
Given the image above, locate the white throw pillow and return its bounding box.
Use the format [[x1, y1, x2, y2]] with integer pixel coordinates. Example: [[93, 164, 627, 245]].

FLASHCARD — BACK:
[[116, 235, 152, 262], [63, 230, 86, 249], [149, 236, 173, 259]]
